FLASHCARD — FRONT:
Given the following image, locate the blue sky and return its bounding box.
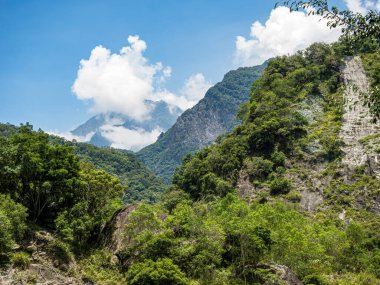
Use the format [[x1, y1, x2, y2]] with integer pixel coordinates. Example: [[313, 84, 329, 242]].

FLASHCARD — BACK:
[[0, 0, 358, 134]]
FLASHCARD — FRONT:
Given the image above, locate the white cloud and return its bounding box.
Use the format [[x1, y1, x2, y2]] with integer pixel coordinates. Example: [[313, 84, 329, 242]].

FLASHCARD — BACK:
[[47, 131, 95, 143], [72, 35, 165, 121], [72, 36, 211, 122], [345, 0, 368, 13], [234, 6, 341, 66], [181, 73, 212, 103], [344, 0, 380, 13], [99, 125, 162, 151], [157, 73, 212, 110]]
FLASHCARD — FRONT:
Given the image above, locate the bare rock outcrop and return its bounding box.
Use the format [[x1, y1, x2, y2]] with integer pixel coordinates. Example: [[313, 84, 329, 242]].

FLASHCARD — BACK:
[[98, 204, 137, 253], [340, 56, 380, 177], [257, 264, 303, 285]]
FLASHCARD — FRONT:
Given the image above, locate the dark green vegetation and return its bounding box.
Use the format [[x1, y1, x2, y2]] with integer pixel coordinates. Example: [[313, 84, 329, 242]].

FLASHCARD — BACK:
[[66, 142, 166, 203], [137, 64, 266, 183], [0, 125, 123, 251], [0, 123, 167, 204]]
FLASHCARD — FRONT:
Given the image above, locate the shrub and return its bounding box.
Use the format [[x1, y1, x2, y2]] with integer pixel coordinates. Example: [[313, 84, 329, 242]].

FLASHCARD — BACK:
[[286, 190, 302, 202], [48, 239, 73, 264], [11, 252, 31, 269], [0, 196, 27, 256], [0, 211, 14, 255], [244, 157, 273, 181], [271, 151, 286, 167], [269, 177, 292, 195], [302, 274, 329, 285], [80, 250, 128, 285], [127, 258, 188, 285]]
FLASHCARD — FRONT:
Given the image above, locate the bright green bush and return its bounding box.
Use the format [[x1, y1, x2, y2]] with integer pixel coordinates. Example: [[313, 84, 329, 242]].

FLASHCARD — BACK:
[[11, 252, 31, 269], [0, 195, 27, 256], [127, 258, 189, 285], [286, 190, 302, 202], [269, 177, 292, 195], [80, 250, 128, 285], [244, 157, 273, 181]]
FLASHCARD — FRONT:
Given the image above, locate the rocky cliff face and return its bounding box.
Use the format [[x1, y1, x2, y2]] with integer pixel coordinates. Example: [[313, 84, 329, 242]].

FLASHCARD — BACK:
[[137, 64, 266, 182], [339, 56, 380, 177]]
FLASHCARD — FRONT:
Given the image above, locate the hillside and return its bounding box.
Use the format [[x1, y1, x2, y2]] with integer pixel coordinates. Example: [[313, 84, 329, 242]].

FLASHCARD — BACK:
[[0, 123, 167, 203], [137, 64, 266, 182]]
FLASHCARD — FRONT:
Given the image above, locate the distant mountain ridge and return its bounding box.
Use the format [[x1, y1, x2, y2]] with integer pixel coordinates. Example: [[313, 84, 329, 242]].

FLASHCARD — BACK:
[[71, 100, 182, 147], [137, 64, 266, 182]]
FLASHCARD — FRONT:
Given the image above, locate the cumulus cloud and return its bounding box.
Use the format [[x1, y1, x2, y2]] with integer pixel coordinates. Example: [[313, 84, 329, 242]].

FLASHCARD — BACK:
[[72, 35, 167, 121], [99, 125, 162, 151], [181, 73, 212, 103], [157, 73, 212, 110], [344, 0, 380, 13], [47, 131, 95, 143], [72, 36, 211, 121], [234, 6, 341, 66]]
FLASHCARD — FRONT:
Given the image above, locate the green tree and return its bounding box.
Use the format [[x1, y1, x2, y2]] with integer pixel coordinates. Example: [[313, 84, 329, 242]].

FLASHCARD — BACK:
[[127, 258, 189, 285], [2, 124, 81, 223], [56, 163, 123, 247], [0, 194, 28, 256]]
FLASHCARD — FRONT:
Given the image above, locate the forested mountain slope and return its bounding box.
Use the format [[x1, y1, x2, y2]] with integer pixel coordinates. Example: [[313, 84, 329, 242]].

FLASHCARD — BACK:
[[137, 64, 266, 182]]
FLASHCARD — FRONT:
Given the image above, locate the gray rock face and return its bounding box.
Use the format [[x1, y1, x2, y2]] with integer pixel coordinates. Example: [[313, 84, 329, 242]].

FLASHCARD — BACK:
[[339, 56, 380, 176], [257, 264, 303, 285], [98, 204, 137, 253]]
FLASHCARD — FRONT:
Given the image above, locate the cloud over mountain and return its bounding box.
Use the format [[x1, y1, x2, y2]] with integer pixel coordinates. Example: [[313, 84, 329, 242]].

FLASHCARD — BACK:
[[69, 36, 212, 151], [99, 124, 163, 151], [72, 35, 210, 121], [234, 6, 341, 66]]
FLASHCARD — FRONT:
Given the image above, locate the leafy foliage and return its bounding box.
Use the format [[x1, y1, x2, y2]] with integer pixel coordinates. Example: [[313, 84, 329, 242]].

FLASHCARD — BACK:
[[126, 258, 188, 285], [69, 142, 167, 203], [0, 125, 124, 251], [0, 194, 27, 256], [0, 122, 167, 204], [276, 1, 379, 44]]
